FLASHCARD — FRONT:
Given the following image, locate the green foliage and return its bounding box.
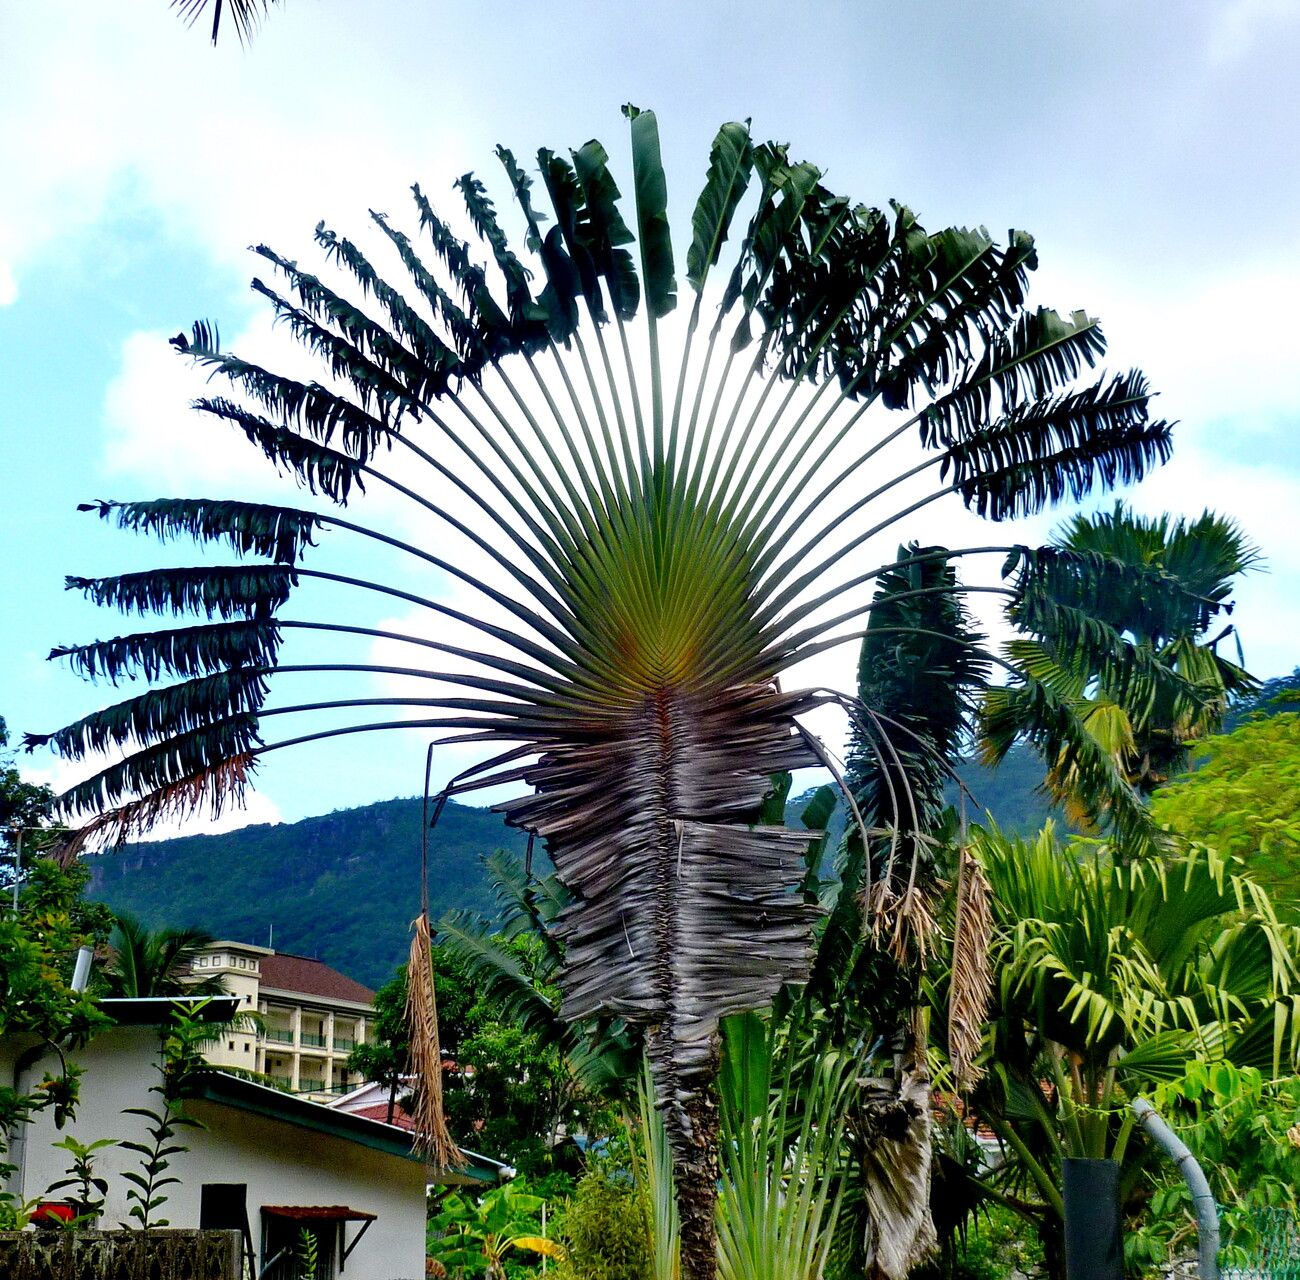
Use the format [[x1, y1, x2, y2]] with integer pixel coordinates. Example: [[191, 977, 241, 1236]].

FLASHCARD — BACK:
[[119, 1004, 213, 1229], [715, 1012, 864, 1280], [45, 1136, 119, 1221], [362, 936, 617, 1174], [552, 1169, 651, 1280], [1151, 709, 1300, 916], [101, 911, 225, 998], [428, 1183, 564, 1278], [983, 505, 1258, 837], [1, 715, 64, 859], [1130, 1063, 1300, 1270], [293, 1227, 320, 1280], [0, 850, 110, 1222], [912, 1203, 1044, 1280], [935, 824, 1300, 1276], [345, 966, 409, 1118]]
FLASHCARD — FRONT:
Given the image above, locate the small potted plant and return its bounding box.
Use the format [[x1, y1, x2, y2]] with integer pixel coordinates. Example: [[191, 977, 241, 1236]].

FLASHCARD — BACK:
[[44, 1136, 118, 1228]]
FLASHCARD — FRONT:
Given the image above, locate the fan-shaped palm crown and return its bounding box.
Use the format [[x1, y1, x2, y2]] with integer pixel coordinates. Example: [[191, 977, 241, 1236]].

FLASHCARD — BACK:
[[37, 109, 1180, 1276]]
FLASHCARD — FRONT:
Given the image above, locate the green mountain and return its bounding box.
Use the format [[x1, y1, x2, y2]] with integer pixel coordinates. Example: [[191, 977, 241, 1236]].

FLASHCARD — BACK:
[[87, 797, 526, 989], [87, 746, 1060, 989]]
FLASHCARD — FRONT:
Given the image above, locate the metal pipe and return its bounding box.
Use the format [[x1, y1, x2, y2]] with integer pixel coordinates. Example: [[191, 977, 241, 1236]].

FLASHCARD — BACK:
[[70, 947, 94, 994], [1132, 1097, 1219, 1280], [9, 826, 21, 913]]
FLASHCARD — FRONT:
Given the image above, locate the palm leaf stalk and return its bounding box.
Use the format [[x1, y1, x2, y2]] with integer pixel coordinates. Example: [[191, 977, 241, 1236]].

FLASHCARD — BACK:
[[39, 110, 1183, 1276]]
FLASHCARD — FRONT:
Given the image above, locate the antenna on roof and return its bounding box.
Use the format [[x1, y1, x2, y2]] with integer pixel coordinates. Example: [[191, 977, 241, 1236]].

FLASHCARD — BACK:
[[268, 924, 274, 950]]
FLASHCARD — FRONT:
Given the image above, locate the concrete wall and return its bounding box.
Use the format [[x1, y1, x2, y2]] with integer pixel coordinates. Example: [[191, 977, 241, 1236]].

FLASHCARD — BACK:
[[10, 1028, 427, 1280]]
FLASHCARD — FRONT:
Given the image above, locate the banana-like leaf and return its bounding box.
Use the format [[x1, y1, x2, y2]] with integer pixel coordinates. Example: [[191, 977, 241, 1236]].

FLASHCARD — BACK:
[[686, 122, 753, 294], [624, 106, 677, 320]]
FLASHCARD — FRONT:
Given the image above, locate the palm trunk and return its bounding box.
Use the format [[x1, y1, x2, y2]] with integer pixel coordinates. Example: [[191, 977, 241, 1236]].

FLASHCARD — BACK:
[[499, 684, 820, 1280]]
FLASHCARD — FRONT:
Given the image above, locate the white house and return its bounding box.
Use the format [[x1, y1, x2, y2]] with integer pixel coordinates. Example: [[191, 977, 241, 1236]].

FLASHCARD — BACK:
[[2, 997, 507, 1280]]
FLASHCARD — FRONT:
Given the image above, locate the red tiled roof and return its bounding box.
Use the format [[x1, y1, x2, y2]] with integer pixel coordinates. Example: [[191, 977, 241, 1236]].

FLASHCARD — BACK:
[[350, 1103, 416, 1131], [259, 953, 375, 1004]]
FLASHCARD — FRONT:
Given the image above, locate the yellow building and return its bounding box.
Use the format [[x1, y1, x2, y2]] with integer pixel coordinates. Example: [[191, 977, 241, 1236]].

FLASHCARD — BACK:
[[192, 941, 376, 1103]]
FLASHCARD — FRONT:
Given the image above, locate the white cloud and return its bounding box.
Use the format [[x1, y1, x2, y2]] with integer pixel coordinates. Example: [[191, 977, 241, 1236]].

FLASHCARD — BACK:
[[102, 329, 274, 490], [1208, 0, 1300, 64], [1, 2, 479, 308]]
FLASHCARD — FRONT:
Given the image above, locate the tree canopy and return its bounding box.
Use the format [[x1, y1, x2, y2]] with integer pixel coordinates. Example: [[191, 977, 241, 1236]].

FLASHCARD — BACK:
[[1151, 707, 1300, 916]]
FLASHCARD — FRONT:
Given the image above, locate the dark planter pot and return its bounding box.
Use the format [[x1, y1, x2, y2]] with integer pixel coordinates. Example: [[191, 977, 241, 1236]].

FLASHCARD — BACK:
[[1062, 1157, 1123, 1280]]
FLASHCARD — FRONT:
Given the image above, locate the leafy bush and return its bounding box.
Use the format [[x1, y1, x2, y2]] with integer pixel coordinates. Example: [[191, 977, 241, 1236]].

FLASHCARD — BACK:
[[1127, 1062, 1300, 1270], [552, 1169, 650, 1280]]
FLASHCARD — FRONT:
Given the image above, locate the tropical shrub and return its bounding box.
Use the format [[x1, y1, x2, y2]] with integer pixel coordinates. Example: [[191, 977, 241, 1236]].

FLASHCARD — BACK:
[[932, 825, 1300, 1277], [1128, 1062, 1300, 1271], [428, 1183, 563, 1278], [0, 854, 110, 1225], [552, 1170, 650, 1280]]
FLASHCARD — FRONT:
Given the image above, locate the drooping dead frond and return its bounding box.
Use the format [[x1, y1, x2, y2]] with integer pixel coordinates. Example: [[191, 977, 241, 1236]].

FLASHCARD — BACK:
[[50, 752, 256, 864], [947, 846, 994, 1092], [405, 912, 461, 1171], [867, 862, 941, 966], [858, 1063, 938, 1280]]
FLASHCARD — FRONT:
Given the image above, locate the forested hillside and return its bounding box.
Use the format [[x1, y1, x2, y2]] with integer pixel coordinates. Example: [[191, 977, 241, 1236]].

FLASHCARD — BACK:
[[87, 797, 525, 987]]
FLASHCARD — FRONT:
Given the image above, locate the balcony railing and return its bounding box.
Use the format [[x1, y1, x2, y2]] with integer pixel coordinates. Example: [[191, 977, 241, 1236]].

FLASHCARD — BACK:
[[269, 1075, 294, 1090], [298, 1080, 325, 1093], [264, 1029, 294, 1044], [333, 1037, 355, 1051], [300, 1033, 327, 1048]]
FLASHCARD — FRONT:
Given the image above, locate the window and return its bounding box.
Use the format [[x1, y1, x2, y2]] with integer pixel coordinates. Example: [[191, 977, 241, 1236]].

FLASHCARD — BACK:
[[261, 1215, 339, 1280], [228, 1040, 235, 1051], [261, 1210, 374, 1280]]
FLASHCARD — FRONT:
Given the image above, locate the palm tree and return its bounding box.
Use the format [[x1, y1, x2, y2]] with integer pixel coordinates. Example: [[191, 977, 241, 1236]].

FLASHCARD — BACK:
[[982, 503, 1259, 828], [102, 911, 227, 998], [797, 547, 987, 1278], [935, 824, 1300, 1276], [35, 110, 1181, 1276]]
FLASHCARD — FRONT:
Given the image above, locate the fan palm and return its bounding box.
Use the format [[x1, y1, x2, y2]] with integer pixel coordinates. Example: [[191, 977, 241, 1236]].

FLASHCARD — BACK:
[[102, 911, 226, 999], [35, 110, 1178, 1276], [983, 503, 1259, 824]]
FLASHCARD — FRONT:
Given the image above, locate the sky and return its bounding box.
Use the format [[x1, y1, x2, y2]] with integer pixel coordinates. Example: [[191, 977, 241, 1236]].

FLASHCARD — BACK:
[[2, 0, 1298, 839]]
